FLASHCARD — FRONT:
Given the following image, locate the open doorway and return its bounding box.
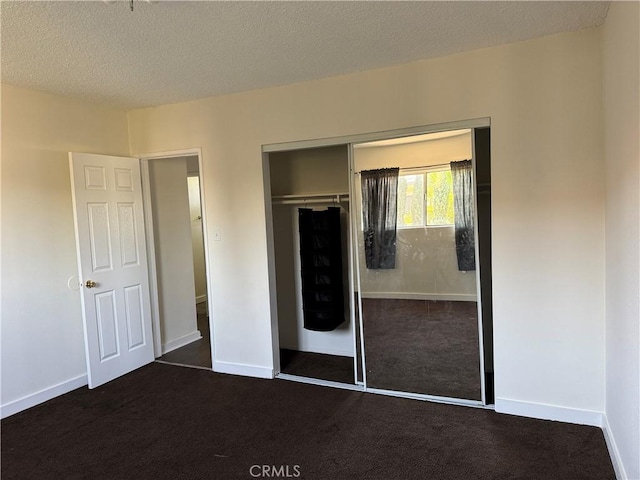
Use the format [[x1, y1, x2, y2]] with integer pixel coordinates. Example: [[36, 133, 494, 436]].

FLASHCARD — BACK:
[[142, 153, 212, 370]]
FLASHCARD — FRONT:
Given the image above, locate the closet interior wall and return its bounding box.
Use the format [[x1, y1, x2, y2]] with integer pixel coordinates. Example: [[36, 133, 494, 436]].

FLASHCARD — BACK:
[[268, 145, 355, 365]]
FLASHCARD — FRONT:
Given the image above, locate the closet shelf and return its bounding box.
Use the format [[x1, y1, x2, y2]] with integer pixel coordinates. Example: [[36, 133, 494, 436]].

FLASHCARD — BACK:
[[272, 192, 350, 205]]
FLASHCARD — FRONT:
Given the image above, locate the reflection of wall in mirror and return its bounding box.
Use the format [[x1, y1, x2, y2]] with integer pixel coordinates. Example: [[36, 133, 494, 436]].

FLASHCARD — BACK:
[[354, 131, 476, 301]]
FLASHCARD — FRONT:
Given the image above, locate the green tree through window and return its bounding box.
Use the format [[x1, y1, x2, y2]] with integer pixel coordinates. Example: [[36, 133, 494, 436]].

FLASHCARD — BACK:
[[426, 169, 454, 225]]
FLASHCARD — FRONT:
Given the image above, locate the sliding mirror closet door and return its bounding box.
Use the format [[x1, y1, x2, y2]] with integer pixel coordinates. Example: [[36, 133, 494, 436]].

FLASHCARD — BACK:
[[353, 130, 483, 401]]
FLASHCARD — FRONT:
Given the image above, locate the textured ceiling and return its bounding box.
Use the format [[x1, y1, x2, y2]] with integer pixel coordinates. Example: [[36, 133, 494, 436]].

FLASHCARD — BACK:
[[1, 1, 610, 109]]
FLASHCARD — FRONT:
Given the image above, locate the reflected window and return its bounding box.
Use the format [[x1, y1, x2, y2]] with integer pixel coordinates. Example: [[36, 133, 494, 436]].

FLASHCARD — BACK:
[[397, 168, 454, 228], [397, 174, 424, 227]]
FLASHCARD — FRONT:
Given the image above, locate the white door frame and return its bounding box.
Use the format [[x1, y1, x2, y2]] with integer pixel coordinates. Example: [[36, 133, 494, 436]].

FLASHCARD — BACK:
[[138, 148, 214, 363]]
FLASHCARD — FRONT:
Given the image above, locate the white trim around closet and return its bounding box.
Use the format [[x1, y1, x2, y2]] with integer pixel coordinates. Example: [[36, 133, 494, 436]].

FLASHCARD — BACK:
[[262, 117, 490, 153], [263, 117, 493, 409]]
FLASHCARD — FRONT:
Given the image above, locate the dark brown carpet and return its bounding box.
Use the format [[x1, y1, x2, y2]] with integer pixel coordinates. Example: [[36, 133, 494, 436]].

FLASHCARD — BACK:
[[1, 363, 614, 480], [158, 303, 211, 369], [362, 299, 481, 400], [280, 348, 354, 384]]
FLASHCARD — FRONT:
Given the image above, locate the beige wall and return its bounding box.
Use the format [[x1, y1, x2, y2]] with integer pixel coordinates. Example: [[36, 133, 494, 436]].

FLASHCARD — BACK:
[[128, 28, 605, 410], [603, 2, 640, 479], [1, 84, 130, 407], [269, 145, 349, 196], [148, 157, 200, 350], [354, 133, 477, 299]]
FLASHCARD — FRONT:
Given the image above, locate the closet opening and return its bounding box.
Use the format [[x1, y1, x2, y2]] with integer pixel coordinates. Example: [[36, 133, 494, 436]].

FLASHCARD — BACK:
[[265, 145, 360, 387], [264, 118, 493, 406]]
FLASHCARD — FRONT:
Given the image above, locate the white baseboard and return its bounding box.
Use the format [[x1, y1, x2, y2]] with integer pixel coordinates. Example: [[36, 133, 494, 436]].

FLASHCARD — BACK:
[[361, 292, 477, 302], [1, 374, 88, 419], [195, 295, 207, 304], [602, 414, 628, 480], [495, 397, 603, 427], [161, 330, 202, 354], [213, 360, 274, 379]]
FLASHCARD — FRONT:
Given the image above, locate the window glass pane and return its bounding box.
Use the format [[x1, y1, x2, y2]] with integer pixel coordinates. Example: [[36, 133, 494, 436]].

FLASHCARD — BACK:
[[426, 170, 454, 225], [397, 174, 424, 227]]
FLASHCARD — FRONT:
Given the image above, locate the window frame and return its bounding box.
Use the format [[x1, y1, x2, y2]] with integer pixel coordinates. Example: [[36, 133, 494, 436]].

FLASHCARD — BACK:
[[396, 165, 455, 229]]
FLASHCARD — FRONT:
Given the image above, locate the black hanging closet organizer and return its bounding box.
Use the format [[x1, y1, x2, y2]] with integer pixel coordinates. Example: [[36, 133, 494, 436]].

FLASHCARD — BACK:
[[298, 207, 345, 332]]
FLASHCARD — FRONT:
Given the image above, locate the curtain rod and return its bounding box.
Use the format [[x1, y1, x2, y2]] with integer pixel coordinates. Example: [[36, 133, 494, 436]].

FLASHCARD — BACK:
[[272, 192, 349, 200], [354, 162, 452, 174]]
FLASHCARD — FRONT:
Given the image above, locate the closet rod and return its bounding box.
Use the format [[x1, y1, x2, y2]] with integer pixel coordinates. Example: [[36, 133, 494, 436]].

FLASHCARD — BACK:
[[274, 198, 346, 205], [272, 192, 350, 205]]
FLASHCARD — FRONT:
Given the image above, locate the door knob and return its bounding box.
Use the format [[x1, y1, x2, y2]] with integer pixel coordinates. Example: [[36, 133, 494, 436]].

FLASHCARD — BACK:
[[85, 280, 98, 288]]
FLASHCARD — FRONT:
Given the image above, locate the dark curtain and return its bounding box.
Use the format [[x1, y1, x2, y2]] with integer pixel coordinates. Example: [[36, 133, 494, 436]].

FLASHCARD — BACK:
[[451, 160, 476, 271], [360, 168, 399, 269], [298, 208, 345, 332]]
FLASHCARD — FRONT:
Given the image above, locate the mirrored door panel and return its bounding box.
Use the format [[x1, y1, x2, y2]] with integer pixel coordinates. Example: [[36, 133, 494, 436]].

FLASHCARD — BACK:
[[353, 129, 482, 401]]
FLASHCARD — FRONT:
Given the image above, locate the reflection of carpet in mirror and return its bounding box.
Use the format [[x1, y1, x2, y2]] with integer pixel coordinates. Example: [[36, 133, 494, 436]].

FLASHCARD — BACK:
[[280, 349, 354, 384], [362, 299, 481, 400]]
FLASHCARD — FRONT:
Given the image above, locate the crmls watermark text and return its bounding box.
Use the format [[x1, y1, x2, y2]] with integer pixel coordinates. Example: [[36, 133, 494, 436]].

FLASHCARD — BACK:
[[249, 465, 301, 478]]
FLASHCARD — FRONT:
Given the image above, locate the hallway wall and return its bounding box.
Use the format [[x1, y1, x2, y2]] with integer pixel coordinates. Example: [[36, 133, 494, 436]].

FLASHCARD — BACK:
[[148, 157, 200, 352]]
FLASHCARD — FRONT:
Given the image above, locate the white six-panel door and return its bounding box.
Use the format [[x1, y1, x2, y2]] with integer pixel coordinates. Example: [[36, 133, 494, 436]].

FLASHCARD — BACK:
[[69, 152, 154, 388]]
